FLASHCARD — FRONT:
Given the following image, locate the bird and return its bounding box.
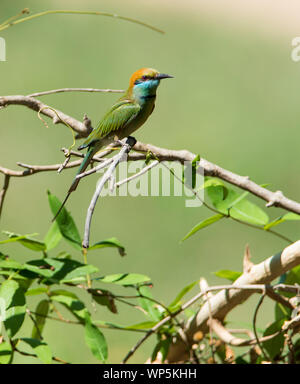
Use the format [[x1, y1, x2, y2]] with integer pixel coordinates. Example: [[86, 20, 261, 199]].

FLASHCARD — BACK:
[[53, 67, 173, 221]]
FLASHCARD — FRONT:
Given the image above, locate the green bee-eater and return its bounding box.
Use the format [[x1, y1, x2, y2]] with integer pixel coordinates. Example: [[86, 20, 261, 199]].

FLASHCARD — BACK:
[[53, 67, 173, 220]]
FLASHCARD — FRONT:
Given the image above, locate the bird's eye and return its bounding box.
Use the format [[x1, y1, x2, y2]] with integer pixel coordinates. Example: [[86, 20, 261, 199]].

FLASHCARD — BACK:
[[142, 75, 148, 81]]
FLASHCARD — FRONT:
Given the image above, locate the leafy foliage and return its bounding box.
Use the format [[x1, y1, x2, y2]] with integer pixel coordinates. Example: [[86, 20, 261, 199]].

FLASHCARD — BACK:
[[1, 191, 300, 364]]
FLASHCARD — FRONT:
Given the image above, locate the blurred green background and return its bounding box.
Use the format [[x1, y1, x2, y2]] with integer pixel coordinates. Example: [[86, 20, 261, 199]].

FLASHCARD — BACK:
[[1, 0, 300, 363]]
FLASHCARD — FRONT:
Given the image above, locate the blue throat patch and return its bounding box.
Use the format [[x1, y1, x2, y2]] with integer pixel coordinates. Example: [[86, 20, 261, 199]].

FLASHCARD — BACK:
[[133, 79, 160, 102]]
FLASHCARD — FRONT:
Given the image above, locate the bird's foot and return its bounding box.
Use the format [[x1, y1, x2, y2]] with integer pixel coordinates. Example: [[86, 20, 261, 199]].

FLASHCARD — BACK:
[[113, 136, 136, 148]]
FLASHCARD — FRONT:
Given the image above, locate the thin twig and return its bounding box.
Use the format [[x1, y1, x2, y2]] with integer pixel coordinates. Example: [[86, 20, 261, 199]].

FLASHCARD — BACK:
[[252, 293, 271, 361], [0, 174, 10, 219], [26, 309, 43, 340], [115, 160, 159, 188], [0, 9, 165, 34], [30, 310, 148, 333], [14, 347, 69, 364], [28, 88, 124, 97], [208, 318, 281, 347], [76, 157, 114, 180]]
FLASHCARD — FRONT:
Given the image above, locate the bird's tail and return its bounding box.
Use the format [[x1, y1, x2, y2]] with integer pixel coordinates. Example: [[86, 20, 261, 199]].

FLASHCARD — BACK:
[[52, 145, 96, 221]]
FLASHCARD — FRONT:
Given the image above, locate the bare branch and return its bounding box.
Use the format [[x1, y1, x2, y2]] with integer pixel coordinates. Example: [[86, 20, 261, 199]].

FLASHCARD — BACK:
[[208, 318, 281, 347], [83, 137, 137, 248], [123, 282, 297, 363], [0, 160, 82, 177], [115, 160, 159, 188], [131, 141, 300, 216], [0, 95, 91, 137], [165, 240, 300, 363], [1, 95, 300, 215], [76, 158, 115, 180]]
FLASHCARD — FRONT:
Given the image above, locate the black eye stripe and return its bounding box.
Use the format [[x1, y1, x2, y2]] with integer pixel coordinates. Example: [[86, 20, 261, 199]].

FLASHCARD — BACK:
[[134, 75, 153, 85]]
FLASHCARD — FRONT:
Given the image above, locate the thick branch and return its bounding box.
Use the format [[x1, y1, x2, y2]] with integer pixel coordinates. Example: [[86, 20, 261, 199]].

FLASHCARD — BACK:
[[1, 95, 300, 215], [166, 240, 300, 363]]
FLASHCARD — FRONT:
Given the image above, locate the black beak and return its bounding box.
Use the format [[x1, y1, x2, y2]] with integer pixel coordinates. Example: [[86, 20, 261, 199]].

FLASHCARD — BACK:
[[156, 73, 174, 80]]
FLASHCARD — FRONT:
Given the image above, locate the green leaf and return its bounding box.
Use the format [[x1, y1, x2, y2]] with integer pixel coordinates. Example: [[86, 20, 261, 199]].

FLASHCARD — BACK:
[[0, 231, 46, 252], [47, 191, 82, 250], [50, 290, 88, 321], [21, 338, 52, 364], [92, 320, 124, 329], [0, 280, 26, 337], [138, 286, 161, 322], [124, 321, 156, 330], [59, 263, 98, 283], [0, 280, 19, 308], [5, 303, 27, 338], [205, 183, 227, 206], [22, 260, 54, 279], [202, 177, 226, 189], [96, 273, 151, 286], [0, 341, 13, 364], [22, 258, 98, 284], [225, 191, 249, 210], [25, 287, 48, 296], [235, 356, 249, 364], [284, 212, 300, 220], [181, 214, 224, 241], [262, 319, 285, 360], [0, 270, 28, 281], [0, 257, 23, 270], [32, 300, 49, 340], [183, 154, 200, 188], [275, 302, 291, 321], [44, 221, 62, 251], [89, 237, 126, 256], [214, 269, 242, 282], [284, 265, 300, 286], [211, 189, 269, 226], [169, 280, 198, 309], [264, 212, 300, 230], [145, 151, 153, 165], [151, 337, 171, 363], [191, 154, 201, 189], [55, 251, 72, 259], [85, 316, 108, 362]]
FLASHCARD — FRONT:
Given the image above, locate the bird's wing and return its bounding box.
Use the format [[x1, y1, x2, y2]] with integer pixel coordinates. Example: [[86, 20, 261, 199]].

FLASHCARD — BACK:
[[80, 100, 141, 148]]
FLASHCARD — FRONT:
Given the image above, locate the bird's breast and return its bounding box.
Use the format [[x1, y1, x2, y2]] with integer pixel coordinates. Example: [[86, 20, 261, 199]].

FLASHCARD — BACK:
[[117, 98, 155, 140]]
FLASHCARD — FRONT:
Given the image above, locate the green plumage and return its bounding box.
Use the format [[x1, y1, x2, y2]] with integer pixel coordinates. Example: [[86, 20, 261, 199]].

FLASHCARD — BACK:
[[53, 68, 172, 221], [79, 100, 141, 149]]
